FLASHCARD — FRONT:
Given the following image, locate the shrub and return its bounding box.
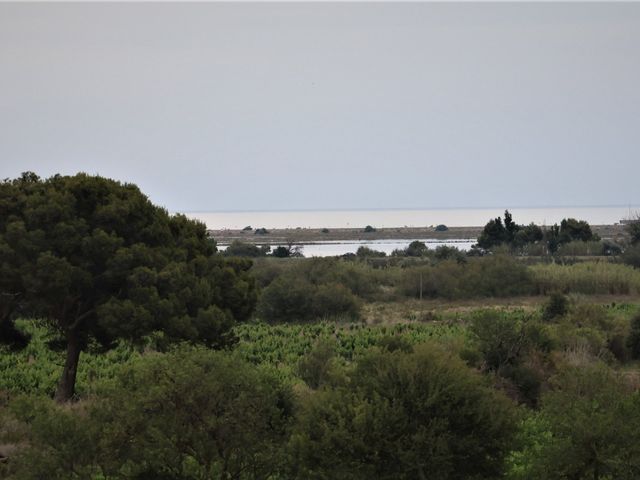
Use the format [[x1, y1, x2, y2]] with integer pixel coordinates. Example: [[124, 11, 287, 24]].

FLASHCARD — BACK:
[[622, 244, 640, 269], [290, 345, 517, 479], [363, 225, 376, 233], [224, 240, 270, 257], [400, 256, 533, 299], [3, 349, 294, 479], [255, 227, 269, 235], [321, 228, 329, 234], [311, 284, 361, 321], [257, 273, 361, 323], [297, 338, 338, 389], [627, 314, 640, 359], [434, 245, 465, 262], [516, 365, 640, 479], [627, 218, 640, 245], [405, 240, 430, 257], [356, 246, 386, 258], [257, 276, 314, 323], [435, 224, 448, 232], [542, 293, 569, 321]]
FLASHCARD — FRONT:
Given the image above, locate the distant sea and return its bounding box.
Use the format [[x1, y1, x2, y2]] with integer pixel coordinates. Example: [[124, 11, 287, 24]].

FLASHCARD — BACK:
[[184, 206, 640, 230]]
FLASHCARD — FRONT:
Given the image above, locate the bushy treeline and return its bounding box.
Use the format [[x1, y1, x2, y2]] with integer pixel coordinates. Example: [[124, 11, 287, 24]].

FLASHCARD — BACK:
[[477, 210, 600, 254], [247, 256, 640, 323], [4, 301, 640, 479], [1, 344, 517, 480]]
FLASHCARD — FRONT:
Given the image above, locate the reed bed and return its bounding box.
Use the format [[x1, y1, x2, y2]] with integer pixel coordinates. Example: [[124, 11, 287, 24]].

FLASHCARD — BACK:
[[531, 262, 640, 295]]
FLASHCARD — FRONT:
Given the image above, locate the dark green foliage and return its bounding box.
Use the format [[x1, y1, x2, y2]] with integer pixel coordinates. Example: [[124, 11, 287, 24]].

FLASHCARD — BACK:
[[402, 256, 533, 299], [517, 365, 640, 479], [320, 228, 329, 234], [477, 211, 596, 255], [289, 345, 517, 480], [627, 217, 640, 245], [542, 293, 569, 321], [477, 216, 507, 250], [623, 244, 640, 268], [545, 224, 562, 254], [435, 224, 448, 232], [469, 310, 528, 371], [223, 240, 270, 257], [257, 276, 313, 322], [257, 276, 361, 323], [559, 218, 597, 243], [0, 172, 256, 401], [363, 225, 376, 233], [504, 210, 520, 243], [254, 227, 269, 235], [627, 314, 640, 359], [513, 223, 544, 248], [404, 240, 429, 257], [310, 283, 361, 320], [292, 257, 382, 299], [272, 245, 292, 257], [434, 245, 465, 262], [356, 245, 386, 258], [3, 348, 294, 479], [272, 244, 303, 258], [296, 338, 338, 389], [242, 225, 252, 231], [469, 310, 552, 405], [376, 334, 414, 353]]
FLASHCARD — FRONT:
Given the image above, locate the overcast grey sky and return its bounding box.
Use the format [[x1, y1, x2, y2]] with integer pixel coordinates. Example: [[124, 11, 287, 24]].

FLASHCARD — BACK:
[[1, 2, 639, 212]]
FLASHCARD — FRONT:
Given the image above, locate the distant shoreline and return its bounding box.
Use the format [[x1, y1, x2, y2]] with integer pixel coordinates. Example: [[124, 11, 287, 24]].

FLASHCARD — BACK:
[[209, 224, 626, 246]]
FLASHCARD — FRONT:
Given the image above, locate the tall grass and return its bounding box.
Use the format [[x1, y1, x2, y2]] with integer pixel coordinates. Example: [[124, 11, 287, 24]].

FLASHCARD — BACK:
[[531, 262, 640, 295]]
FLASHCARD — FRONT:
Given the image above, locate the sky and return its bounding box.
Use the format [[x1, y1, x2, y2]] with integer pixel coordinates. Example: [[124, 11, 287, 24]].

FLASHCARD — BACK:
[[1, 2, 639, 213]]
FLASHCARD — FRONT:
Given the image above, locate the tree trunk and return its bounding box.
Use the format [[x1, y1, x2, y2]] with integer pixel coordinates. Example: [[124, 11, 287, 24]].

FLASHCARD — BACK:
[[54, 330, 81, 403]]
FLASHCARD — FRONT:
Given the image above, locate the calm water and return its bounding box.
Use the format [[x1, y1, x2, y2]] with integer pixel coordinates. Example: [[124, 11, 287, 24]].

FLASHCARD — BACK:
[[217, 238, 477, 257], [185, 206, 639, 230]]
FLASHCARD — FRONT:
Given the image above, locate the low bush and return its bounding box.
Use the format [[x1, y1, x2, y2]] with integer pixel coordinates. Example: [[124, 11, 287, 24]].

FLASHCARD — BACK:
[[400, 256, 533, 299], [542, 293, 569, 321], [257, 274, 361, 323], [622, 244, 640, 269]]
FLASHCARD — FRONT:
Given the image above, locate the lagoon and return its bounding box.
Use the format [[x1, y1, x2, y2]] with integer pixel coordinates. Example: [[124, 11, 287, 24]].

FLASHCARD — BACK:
[[218, 238, 477, 257]]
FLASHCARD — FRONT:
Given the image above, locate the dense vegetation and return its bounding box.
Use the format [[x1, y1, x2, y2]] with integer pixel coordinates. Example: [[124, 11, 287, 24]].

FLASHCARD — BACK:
[[2, 174, 640, 478]]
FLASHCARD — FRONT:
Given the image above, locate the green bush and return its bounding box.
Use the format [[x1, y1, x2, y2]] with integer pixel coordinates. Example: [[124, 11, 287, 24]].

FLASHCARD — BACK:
[[296, 338, 338, 389], [400, 256, 533, 299], [542, 293, 569, 321], [3, 348, 294, 479], [356, 246, 386, 258], [290, 344, 516, 479], [627, 314, 640, 359], [257, 276, 314, 323], [223, 240, 270, 257], [511, 364, 640, 479], [623, 244, 640, 268], [311, 283, 361, 321], [257, 273, 361, 323]]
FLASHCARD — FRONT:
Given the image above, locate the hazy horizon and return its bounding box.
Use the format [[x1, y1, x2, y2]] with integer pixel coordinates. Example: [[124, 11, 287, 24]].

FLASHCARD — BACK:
[[2, 3, 639, 212]]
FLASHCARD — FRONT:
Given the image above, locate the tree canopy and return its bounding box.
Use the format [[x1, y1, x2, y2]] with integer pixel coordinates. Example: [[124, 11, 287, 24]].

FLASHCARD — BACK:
[[0, 172, 256, 401]]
